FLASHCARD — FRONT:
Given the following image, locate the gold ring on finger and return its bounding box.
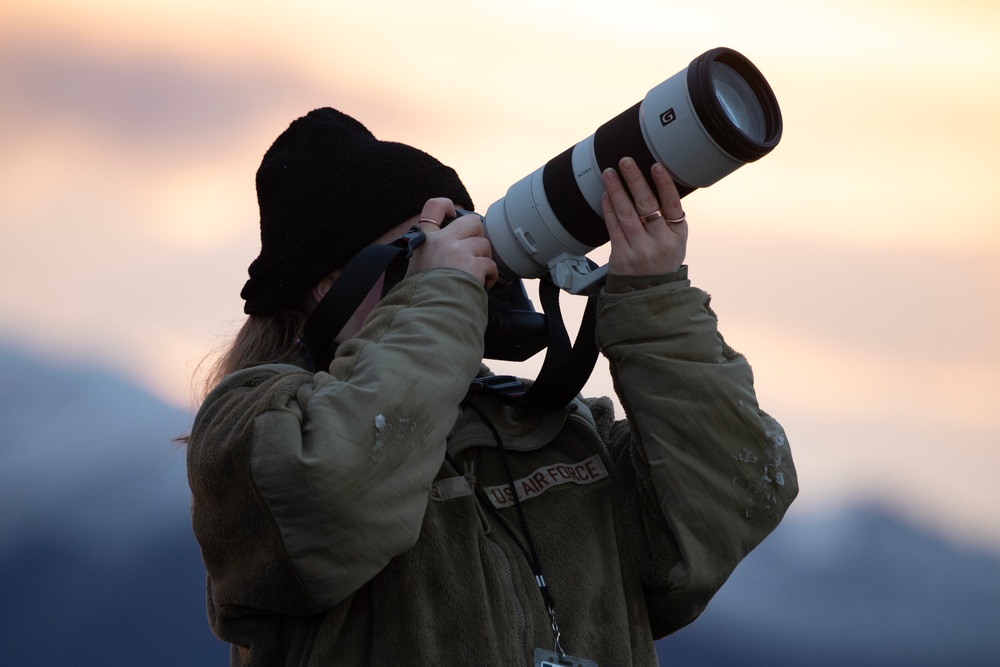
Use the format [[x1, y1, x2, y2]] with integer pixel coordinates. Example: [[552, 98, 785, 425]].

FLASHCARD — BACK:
[[640, 210, 664, 224]]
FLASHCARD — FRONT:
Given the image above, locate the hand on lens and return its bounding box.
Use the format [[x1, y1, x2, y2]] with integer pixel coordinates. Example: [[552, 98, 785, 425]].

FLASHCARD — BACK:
[[409, 197, 499, 289], [601, 157, 687, 276]]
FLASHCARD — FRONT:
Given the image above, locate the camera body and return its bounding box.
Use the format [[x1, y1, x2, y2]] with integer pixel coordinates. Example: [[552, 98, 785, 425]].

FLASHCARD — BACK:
[[483, 277, 548, 362]]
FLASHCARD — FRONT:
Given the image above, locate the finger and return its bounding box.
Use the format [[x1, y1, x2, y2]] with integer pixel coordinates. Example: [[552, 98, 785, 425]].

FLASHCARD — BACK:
[[473, 236, 495, 264], [601, 192, 627, 247], [602, 166, 643, 243], [650, 163, 685, 225], [618, 157, 660, 218], [456, 211, 486, 230], [480, 257, 500, 290], [439, 214, 485, 238], [417, 218, 442, 231], [461, 236, 496, 288], [417, 197, 457, 230]]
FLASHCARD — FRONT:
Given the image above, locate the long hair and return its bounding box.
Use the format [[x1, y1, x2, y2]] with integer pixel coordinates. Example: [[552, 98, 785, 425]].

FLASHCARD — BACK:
[[199, 309, 308, 399], [176, 309, 307, 446]]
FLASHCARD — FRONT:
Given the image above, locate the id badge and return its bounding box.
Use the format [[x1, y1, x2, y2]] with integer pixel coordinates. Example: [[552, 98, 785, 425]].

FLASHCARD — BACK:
[[534, 648, 599, 667]]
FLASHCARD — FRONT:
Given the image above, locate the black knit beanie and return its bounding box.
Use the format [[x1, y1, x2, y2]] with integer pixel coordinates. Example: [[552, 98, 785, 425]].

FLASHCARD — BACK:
[[240, 108, 474, 314]]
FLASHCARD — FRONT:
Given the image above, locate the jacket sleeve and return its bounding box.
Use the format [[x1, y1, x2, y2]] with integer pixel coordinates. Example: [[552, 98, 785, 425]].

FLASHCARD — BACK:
[[187, 269, 488, 629], [594, 277, 798, 637]]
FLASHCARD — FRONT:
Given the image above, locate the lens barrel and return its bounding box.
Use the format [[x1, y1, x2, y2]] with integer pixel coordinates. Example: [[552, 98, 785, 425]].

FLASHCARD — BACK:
[[484, 47, 782, 282]]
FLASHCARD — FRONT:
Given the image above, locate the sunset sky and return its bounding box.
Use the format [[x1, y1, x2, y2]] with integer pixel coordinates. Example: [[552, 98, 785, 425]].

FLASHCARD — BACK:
[[2, 0, 998, 552]]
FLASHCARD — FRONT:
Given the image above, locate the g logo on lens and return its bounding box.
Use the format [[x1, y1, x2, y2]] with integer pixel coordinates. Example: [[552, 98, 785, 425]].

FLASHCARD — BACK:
[[659, 108, 677, 126]]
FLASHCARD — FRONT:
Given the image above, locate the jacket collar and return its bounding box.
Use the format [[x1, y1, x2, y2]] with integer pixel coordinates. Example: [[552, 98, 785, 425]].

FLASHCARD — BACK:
[[445, 368, 593, 456]]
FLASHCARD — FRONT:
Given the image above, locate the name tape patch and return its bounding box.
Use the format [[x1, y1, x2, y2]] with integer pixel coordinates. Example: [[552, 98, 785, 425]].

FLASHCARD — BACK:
[[483, 454, 609, 509]]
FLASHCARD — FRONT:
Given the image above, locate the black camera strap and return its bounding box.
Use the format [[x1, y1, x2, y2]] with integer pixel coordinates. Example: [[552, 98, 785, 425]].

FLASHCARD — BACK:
[[302, 227, 426, 371], [506, 276, 599, 410]]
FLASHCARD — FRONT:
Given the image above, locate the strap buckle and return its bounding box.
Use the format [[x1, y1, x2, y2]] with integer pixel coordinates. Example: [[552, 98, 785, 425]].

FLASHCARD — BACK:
[[387, 226, 427, 258], [470, 375, 526, 399]]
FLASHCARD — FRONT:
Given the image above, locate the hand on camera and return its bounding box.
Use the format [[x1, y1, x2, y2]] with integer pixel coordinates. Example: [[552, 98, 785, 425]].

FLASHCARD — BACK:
[[601, 158, 687, 276], [408, 198, 499, 290]]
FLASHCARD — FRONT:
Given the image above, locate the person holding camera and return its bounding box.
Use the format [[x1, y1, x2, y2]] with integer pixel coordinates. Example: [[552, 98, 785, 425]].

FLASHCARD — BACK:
[[187, 107, 797, 667]]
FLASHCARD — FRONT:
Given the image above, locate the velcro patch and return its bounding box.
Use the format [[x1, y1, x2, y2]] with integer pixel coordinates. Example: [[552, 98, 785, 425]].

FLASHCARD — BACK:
[[429, 475, 474, 502]]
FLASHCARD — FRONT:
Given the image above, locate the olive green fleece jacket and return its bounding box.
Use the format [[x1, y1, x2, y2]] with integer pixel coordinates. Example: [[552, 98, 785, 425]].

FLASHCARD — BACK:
[[187, 267, 797, 666]]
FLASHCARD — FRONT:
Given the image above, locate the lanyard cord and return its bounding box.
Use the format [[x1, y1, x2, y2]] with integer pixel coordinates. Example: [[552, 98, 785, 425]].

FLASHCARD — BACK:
[[449, 401, 566, 658]]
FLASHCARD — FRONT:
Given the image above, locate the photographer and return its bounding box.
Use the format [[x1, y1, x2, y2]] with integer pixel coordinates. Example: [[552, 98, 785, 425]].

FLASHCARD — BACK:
[[187, 107, 797, 666]]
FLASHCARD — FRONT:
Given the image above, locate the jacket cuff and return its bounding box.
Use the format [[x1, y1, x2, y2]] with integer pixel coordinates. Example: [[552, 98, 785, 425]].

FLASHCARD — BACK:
[[603, 265, 689, 295]]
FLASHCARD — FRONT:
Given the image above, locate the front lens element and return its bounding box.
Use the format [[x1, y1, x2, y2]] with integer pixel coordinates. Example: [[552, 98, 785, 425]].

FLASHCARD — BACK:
[[711, 61, 766, 143]]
